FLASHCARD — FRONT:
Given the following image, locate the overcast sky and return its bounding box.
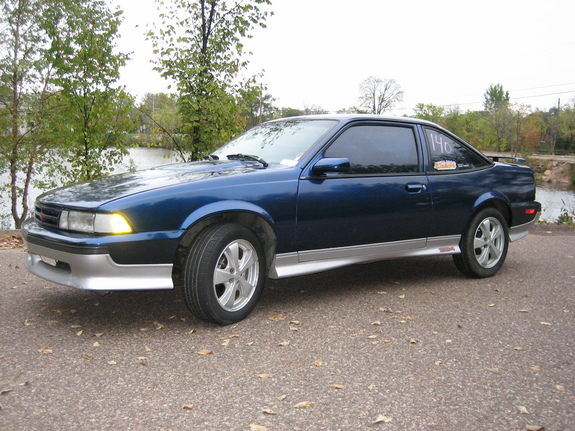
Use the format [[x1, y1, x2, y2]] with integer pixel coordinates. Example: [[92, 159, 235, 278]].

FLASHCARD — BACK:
[[112, 0, 575, 115]]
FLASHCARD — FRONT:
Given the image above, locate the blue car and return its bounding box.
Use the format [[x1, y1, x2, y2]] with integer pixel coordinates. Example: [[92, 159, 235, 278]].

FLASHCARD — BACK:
[[22, 115, 541, 324]]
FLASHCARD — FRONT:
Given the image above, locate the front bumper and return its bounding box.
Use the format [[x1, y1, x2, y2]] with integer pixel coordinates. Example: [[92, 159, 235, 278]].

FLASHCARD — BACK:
[[24, 241, 174, 291], [22, 219, 176, 291]]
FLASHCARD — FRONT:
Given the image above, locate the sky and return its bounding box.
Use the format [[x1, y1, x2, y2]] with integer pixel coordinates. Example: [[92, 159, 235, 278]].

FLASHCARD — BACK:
[[111, 0, 575, 115]]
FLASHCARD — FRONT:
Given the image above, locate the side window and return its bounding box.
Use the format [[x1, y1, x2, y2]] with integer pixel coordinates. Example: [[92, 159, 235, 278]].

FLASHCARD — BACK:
[[324, 125, 419, 174], [425, 127, 489, 172]]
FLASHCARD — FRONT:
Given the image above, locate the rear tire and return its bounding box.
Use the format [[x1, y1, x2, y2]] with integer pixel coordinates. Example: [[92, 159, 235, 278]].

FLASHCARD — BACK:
[[453, 208, 509, 278], [182, 223, 266, 325]]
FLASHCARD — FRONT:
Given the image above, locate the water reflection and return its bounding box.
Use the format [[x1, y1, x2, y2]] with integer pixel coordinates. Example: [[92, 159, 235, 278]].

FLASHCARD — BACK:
[[1, 147, 573, 228], [536, 184, 575, 223]]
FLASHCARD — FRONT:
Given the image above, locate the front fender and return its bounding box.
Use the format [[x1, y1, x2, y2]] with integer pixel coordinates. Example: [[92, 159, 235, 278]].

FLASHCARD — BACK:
[[180, 200, 276, 230]]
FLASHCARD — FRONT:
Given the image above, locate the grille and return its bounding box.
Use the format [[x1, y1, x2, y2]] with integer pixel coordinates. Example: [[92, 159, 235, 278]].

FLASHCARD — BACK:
[[35, 205, 62, 228]]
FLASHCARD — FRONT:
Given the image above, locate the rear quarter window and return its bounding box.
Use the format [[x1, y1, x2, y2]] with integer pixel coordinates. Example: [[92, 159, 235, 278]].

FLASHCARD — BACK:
[[424, 127, 489, 172]]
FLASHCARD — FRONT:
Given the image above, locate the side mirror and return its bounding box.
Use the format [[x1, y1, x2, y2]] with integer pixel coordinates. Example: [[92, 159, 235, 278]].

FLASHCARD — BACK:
[[312, 158, 351, 175]]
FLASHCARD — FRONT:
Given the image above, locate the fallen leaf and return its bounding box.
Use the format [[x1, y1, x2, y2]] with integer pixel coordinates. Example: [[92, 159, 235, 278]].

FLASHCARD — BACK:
[[250, 425, 268, 431], [277, 394, 287, 401], [38, 348, 53, 355], [268, 314, 285, 321], [331, 384, 345, 389], [289, 320, 300, 325], [399, 294, 405, 299], [258, 374, 271, 379], [525, 426, 545, 431], [83, 355, 93, 360], [487, 368, 501, 374], [518, 309, 530, 313], [517, 405, 529, 414], [197, 350, 213, 356], [93, 342, 100, 347], [182, 404, 194, 410], [262, 408, 277, 415], [0, 388, 12, 395], [374, 414, 393, 424], [314, 359, 323, 367], [188, 329, 196, 335], [514, 347, 525, 351], [293, 401, 312, 409], [279, 341, 290, 346], [372, 320, 381, 326], [76, 330, 83, 336], [556, 385, 566, 392], [368, 335, 378, 339], [107, 360, 117, 365], [540, 322, 552, 326]]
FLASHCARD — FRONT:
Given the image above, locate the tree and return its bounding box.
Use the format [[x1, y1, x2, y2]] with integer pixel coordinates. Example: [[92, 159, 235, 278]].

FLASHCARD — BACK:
[[413, 103, 445, 123], [358, 76, 403, 114], [45, 0, 133, 182], [559, 106, 575, 153], [483, 83, 510, 112], [136, 93, 181, 148], [0, 0, 57, 228], [483, 84, 513, 152], [149, 0, 272, 160]]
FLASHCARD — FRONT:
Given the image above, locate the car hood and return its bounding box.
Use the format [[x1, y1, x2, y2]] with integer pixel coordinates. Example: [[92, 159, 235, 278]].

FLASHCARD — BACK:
[[37, 160, 269, 208]]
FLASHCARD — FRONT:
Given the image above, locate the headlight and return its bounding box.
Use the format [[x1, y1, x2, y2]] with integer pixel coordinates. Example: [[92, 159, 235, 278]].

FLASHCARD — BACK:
[[59, 210, 133, 234]]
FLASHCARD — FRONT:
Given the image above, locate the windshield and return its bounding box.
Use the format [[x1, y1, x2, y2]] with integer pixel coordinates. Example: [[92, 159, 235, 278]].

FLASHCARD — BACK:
[[212, 119, 337, 166]]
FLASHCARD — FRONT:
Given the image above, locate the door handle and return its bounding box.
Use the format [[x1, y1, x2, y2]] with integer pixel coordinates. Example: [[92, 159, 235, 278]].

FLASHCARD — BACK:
[[406, 183, 427, 193]]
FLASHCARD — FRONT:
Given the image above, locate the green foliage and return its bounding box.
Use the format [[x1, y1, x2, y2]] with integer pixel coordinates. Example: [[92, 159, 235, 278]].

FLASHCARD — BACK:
[[484, 83, 510, 112], [0, 0, 59, 227], [44, 0, 133, 182], [148, 0, 272, 159], [413, 103, 445, 123], [556, 201, 575, 225]]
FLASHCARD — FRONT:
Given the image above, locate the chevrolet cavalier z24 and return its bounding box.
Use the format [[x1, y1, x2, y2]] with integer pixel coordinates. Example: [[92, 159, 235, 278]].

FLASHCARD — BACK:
[[22, 115, 541, 324]]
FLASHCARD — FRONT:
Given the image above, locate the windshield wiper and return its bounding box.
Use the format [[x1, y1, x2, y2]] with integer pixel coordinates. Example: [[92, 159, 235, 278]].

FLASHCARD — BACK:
[[226, 153, 268, 168], [203, 154, 219, 161]]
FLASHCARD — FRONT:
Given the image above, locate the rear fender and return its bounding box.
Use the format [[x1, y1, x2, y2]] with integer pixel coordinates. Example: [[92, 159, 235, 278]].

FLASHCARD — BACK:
[[471, 192, 511, 224]]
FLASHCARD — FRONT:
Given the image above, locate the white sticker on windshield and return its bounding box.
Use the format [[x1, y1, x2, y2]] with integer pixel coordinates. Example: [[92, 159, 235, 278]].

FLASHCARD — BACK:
[[281, 159, 298, 167]]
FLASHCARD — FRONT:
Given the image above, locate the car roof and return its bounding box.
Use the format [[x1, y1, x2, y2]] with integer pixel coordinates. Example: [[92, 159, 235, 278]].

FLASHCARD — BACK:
[[267, 114, 438, 128]]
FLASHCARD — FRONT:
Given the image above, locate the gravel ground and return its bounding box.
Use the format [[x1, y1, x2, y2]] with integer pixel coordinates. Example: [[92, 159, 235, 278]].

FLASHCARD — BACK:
[[0, 226, 574, 431]]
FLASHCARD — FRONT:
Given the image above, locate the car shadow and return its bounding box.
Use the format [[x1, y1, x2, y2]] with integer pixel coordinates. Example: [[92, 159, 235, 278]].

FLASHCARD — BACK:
[[31, 255, 461, 331]]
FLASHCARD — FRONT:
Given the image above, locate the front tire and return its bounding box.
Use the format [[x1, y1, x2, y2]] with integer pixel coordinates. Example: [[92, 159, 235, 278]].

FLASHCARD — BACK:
[[453, 208, 509, 278], [182, 223, 266, 325]]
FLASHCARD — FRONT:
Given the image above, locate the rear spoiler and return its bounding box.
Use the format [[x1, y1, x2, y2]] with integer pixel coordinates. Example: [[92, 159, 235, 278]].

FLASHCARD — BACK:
[[490, 156, 526, 163]]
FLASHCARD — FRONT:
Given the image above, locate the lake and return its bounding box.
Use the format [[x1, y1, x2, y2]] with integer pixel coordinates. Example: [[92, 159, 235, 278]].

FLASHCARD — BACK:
[[1, 147, 574, 229]]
